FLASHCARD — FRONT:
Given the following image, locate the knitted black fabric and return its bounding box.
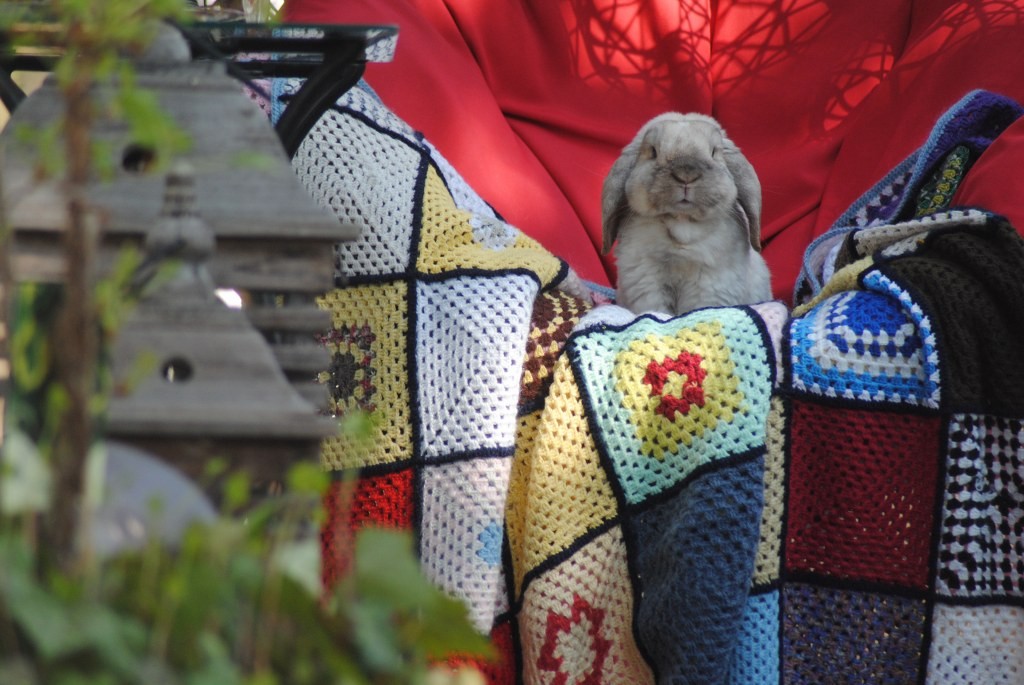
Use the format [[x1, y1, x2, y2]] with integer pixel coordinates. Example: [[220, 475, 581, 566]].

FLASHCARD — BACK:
[[880, 217, 1024, 415]]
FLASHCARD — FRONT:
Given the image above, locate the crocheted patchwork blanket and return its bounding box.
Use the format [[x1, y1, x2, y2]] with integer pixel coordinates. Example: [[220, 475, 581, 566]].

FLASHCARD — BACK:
[[773, 208, 1024, 685], [280, 83, 1024, 683]]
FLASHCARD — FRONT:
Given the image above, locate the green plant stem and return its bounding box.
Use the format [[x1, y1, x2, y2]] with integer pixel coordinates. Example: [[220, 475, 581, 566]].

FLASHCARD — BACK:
[[40, 17, 101, 574], [252, 495, 306, 672], [147, 530, 197, 665], [0, 148, 11, 470]]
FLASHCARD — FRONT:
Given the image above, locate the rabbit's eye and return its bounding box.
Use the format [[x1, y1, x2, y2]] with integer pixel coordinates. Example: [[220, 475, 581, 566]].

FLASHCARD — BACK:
[[712, 146, 722, 158], [641, 144, 657, 160]]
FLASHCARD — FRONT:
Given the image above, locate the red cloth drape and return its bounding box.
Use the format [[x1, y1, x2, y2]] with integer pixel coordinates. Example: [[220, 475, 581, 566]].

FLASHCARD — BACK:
[[286, 0, 1024, 302]]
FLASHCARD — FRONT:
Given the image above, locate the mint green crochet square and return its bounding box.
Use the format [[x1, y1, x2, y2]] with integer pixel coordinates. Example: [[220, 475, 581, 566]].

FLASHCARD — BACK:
[[570, 308, 772, 505]]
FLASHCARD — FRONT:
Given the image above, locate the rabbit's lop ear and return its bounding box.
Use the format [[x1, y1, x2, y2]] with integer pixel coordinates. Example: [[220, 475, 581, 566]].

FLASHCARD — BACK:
[[601, 134, 643, 255], [722, 140, 762, 252]]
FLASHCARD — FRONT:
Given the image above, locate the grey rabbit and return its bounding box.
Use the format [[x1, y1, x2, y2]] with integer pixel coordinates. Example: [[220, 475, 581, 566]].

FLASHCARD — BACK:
[[602, 112, 771, 315]]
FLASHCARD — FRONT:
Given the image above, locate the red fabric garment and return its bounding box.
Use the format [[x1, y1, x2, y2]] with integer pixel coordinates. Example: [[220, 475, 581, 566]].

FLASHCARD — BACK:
[[285, 0, 1024, 302], [952, 117, 1024, 229], [815, 1, 1024, 234]]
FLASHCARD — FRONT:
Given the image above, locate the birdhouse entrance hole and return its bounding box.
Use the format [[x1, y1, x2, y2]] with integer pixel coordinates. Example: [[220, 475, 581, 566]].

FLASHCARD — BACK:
[[121, 143, 157, 174], [161, 356, 193, 383]]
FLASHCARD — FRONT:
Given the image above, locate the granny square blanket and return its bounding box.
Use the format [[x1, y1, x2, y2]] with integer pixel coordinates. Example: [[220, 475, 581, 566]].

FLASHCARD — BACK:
[[269, 81, 1024, 684]]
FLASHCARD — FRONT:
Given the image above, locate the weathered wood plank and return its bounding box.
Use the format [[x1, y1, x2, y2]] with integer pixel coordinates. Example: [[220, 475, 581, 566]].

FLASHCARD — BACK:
[[245, 305, 330, 331], [2, 62, 358, 241], [10, 232, 340, 292], [269, 343, 331, 375], [289, 380, 331, 412]]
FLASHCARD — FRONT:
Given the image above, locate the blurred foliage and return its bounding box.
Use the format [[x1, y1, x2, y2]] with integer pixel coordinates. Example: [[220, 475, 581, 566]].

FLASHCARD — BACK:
[[0, 465, 492, 684], [199, 0, 282, 23], [0, 1, 493, 684]]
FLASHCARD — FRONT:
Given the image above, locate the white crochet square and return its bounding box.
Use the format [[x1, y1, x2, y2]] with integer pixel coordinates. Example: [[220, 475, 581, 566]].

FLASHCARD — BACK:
[[927, 604, 1024, 684], [414, 273, 537, 458], [338, 85, 420, 145], [292, 105, 422, 278], [332, 87, 494, 221], [419, 457, 513, 633], [426, 139, 500, 219], [750, 301, 789, 389], [518, 526, 654, 685], [936, 414, 1024, 599]]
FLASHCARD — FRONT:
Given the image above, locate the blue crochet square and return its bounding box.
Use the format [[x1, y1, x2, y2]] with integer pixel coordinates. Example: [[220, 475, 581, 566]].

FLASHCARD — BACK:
[[790, 290, 937, 406], [728, 590, 780, 685], [782, 584, 926, 684]]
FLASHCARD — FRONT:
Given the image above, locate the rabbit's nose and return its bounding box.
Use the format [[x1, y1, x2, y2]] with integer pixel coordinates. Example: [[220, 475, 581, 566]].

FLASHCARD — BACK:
[[671, 163, 702, 184]]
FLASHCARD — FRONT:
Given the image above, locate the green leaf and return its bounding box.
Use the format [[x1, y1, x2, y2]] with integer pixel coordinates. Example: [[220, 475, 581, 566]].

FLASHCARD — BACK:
[[11, 597, 147, 675], [271, 539, 322, 598], [227, 550, 264, 595], [8, 308, 50, 393], [0, 561, 88, 660], [222, 471, 251, 512], [0, 429, 52, 514], [185, 632, 244, 685], [409, 592, 494, 661], [82, 441, 108, 511], [90, 139, 116, 180], [353, 529, 494, 660], [353, 528, 440, 610], [348, 601, 403, 675], [202, 457, 228, 481], [72, 604, 149, 677], [35, 123, 65, 178], [340, 409, 380, 443], [92, 50, 120, 83], [115, 82, 191, 162], [285, 462, 328, 496]]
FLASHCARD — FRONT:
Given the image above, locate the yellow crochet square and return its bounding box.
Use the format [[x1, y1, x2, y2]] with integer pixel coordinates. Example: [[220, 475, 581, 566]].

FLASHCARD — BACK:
[[755, 396, 787, 586], [415, 165, 563, 286], [317, 281, 412, 470], [615, 321, 744, 460], [507, 355, 620, 596]]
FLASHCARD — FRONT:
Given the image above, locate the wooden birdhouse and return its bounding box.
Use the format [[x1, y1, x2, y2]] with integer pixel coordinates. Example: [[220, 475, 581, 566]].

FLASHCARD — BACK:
[[106, 163, 338, 488], [0, 22, 357, 409]]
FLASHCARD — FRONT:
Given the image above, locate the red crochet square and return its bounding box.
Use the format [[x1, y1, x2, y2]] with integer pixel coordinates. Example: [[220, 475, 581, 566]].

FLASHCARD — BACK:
[[348, 469, 415, 529], [785, 400, 941, 589], [445, 618, 517, 685], [321, 469, 414, 586]]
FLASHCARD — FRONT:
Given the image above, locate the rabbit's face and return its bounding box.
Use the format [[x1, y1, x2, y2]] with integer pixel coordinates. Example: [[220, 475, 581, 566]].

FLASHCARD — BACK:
[[623, 119, 738, 223]]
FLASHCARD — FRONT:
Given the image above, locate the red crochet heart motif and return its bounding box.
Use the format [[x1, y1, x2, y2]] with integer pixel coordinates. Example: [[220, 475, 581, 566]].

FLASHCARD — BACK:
[[642, 351, 707, 421]]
